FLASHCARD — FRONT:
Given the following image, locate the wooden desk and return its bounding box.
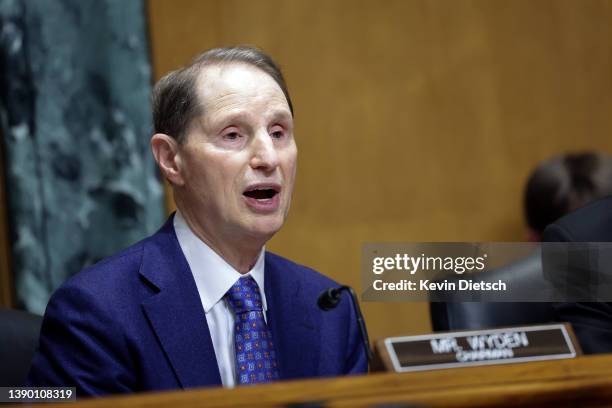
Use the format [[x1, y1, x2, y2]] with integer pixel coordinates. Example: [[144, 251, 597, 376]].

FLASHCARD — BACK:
[[18, 354, 612, 407]]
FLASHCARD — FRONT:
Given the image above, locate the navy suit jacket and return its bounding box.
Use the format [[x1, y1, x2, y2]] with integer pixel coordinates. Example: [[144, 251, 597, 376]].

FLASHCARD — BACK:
[[27, 217, 367, 395], [542, 196, 612, 354]]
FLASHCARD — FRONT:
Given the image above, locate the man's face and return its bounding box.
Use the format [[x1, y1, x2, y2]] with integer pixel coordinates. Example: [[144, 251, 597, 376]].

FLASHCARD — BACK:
[[176, 63, 297, 244]]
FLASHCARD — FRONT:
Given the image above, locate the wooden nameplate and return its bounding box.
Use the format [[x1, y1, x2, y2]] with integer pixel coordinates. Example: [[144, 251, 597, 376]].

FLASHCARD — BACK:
[[373, 323, 581, 372]]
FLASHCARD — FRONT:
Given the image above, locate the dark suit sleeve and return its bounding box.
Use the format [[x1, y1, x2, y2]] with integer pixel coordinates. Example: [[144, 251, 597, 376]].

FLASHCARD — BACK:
[[342, 292, 368, 374], [543, 223, 612, 354], [542, 223, 575, 242], [26, 283, 137, 395], [552, 302, 612, 354]]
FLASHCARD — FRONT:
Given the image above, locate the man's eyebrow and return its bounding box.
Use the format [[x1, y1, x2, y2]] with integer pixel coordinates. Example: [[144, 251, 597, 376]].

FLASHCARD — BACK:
[[268, 110, 293, 123], [219, 109, 292, 125], [211, 110, 253, 127]]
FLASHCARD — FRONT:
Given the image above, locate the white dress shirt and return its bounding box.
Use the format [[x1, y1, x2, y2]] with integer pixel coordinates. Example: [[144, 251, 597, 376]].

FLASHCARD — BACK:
[[173, 211, 267, 388]]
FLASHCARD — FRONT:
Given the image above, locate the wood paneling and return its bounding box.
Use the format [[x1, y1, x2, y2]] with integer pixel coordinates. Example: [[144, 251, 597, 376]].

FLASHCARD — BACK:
[[0, 127, 14, 308], [147, 0, 612, 341]]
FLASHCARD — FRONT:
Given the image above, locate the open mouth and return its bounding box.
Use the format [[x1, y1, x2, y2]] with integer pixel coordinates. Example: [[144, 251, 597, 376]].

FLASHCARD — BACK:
[[243, 186, 280, 200]]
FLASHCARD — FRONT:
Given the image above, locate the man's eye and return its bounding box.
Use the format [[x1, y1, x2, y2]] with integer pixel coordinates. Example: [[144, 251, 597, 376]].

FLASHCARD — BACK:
[[271, 130, 284, 139], [224, 132, 241, 140]]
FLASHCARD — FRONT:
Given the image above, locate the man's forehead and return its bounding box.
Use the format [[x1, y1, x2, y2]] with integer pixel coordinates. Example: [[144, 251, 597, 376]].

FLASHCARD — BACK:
[[195, 63, 288, 107]]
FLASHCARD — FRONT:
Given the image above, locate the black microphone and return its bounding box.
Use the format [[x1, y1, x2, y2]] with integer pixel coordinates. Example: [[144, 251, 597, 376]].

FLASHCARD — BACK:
[[317, 285, 372, 363]]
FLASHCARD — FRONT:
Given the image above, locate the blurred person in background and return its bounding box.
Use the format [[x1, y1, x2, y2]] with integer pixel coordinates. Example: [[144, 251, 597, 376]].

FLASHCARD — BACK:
[[431, 152, 612, 333], [525, 152, 612, 241], [541, 152, 612, 354]]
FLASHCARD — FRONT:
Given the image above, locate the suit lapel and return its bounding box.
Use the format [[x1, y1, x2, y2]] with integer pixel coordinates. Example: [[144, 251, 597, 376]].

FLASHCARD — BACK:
[[139, 217, 222, 388], [264, 254, 320, 379]]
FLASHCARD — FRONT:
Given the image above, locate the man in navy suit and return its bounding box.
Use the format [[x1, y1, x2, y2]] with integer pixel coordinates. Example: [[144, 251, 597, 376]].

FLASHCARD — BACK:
[[27, 47, 367, 395]]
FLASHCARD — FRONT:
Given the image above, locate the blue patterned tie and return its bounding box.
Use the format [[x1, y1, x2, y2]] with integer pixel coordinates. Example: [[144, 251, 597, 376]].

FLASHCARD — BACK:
[[225, 275, 280, 385]]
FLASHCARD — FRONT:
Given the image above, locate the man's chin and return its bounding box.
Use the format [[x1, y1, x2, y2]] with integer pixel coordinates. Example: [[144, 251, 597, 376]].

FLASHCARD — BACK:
[[242, 216, 285, 241]]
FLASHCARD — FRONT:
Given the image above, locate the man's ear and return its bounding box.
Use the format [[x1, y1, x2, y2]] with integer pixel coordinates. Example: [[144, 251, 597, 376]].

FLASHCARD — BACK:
[[151, 133, 185, 186]]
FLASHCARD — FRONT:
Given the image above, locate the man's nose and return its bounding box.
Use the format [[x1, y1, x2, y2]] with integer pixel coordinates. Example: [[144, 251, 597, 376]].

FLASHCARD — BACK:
[[250, 130, 279, 171]]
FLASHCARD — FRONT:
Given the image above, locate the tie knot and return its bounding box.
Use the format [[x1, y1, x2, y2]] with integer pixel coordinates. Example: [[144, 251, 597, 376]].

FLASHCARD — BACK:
[[225, 276, 263, 314]]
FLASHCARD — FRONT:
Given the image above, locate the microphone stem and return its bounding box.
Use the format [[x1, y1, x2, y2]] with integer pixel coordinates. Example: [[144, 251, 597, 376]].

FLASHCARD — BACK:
[[340, 285, 373, 363]]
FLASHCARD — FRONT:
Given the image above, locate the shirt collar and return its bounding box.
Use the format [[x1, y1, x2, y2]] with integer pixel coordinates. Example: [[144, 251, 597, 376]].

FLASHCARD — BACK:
[[173, 211, 267, 314]]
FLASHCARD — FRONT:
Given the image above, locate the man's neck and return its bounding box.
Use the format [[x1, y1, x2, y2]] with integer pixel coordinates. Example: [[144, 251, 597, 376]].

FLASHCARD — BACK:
[[176, 207, 264, 273]]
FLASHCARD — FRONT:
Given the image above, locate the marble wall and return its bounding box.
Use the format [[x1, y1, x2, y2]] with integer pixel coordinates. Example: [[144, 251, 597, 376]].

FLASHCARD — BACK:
[[0, 0, 165, 314]]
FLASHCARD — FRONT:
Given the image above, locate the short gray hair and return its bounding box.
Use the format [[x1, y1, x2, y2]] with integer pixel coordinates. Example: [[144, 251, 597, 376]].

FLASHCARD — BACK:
[[152, 46, 293, 143]]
